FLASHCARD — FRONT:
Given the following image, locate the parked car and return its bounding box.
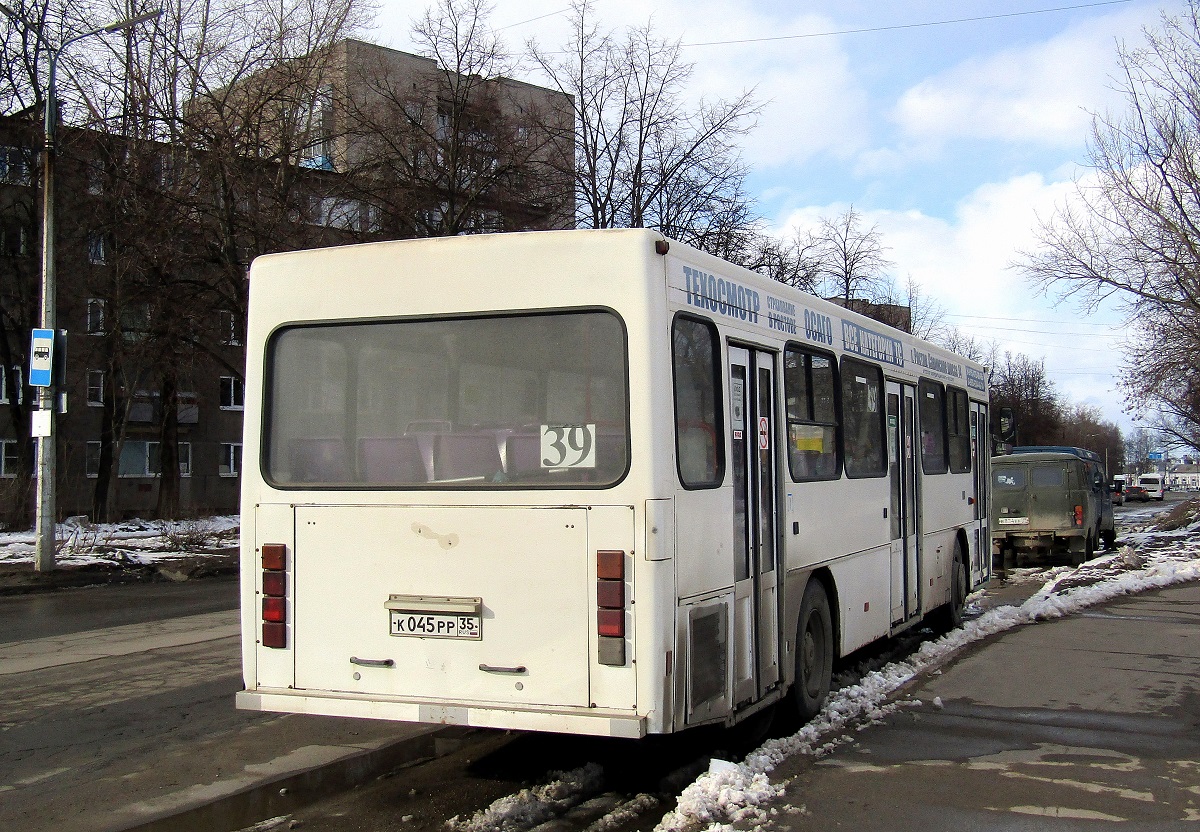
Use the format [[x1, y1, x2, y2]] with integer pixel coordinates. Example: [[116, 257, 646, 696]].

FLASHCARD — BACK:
[[1125, 484, 1150, 502], [992, 449, 1117, 566], [1111, 480, 1125, 506]]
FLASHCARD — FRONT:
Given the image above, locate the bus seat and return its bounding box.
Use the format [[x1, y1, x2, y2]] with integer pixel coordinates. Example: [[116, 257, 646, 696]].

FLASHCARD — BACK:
[[505, 432, 542, 474], [289, 438, 348, 483], [433, 432, 504, 481], [359, 437, 426, 483]]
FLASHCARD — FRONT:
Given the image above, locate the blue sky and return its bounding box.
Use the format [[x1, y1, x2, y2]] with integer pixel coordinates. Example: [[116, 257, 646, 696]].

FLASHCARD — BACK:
[[368, 0, 1178, 433]]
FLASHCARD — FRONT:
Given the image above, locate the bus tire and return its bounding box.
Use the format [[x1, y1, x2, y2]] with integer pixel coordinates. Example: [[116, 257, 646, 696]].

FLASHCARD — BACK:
[[791, 579, 833, 724], [932, 543, 967, 632]]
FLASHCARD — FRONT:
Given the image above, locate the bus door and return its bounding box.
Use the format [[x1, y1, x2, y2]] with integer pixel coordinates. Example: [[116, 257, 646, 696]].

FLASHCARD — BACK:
[[728, 345, 781, 706], [970, 402, 990, 584], [887, 381, 921, 626]]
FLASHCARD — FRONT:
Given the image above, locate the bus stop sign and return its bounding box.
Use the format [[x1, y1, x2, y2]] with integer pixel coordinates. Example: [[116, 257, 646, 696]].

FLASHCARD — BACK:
[[29, 328, 54, 387]]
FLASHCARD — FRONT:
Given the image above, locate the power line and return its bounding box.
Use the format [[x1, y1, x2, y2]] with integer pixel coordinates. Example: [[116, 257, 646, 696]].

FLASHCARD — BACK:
[[959, 323, 1124, 337], [947, 312, 1122, 328], [682, 0, 1135, 48], [497, 7, 572, 31]]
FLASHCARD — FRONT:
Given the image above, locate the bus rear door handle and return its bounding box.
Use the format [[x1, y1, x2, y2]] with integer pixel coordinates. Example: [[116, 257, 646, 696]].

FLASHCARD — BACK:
[[350, 656, 395, 668], [479, 664, 527, 674]]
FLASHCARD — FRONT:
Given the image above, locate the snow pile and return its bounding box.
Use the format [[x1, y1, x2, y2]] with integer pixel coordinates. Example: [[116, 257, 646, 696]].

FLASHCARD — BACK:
[[656, 525, 1200, 832], [445, 763, 604, 832], [0, 516, 239, 567]]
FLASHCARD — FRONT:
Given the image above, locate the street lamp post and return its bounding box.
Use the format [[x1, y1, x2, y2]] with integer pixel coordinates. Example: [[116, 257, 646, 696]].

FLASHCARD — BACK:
[[0, 5, 161, 571]]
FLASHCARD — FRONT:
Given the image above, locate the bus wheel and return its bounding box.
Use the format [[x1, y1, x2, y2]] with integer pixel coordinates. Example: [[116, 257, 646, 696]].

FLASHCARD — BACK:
[[791, 579, 833, 724], [932, 544, 967, 632]]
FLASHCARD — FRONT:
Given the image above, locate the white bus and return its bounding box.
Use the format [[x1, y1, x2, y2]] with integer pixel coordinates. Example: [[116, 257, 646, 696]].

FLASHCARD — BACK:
[[1138, 473, 1166, 500], [237, 229, 990, 738]]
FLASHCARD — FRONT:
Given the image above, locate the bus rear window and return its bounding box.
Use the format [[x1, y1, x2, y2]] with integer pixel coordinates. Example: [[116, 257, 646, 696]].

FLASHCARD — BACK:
[[264, 311, 628, 488]]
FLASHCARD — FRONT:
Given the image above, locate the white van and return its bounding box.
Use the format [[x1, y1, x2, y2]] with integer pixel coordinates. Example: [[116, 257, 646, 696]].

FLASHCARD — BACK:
[[1138, 473, 1166, 501]]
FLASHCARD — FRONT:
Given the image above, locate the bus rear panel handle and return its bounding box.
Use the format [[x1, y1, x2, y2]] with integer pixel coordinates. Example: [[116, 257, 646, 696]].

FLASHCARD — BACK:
[[350, 657, 395, 668], [479, 664, 527, 674]]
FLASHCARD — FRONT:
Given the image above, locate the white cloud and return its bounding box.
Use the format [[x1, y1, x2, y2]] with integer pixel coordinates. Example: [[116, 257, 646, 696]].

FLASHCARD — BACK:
[[774, 170, 1134, 427], [891, 9, 1146, 148]]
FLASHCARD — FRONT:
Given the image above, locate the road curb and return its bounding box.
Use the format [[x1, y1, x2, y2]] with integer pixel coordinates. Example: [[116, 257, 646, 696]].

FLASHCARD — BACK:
[[111, 725, 485, 832]]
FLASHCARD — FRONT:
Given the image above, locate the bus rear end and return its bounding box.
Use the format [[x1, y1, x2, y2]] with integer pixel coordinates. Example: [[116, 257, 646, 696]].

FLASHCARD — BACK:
[[237, 232, 669, 738]]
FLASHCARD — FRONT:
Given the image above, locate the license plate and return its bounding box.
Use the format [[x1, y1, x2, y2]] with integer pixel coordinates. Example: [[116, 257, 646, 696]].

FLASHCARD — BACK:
[[997, 516, 1029, 526], [390, 611, 482, 640]]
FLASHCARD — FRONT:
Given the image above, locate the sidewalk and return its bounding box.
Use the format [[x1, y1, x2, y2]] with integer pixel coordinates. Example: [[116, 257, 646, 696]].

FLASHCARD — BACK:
[[765, 582, 1200, 828]]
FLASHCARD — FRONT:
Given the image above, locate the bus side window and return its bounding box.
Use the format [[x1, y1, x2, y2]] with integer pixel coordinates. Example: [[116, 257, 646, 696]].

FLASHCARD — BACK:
[[918, 379, 947, 475], [840, 357, 886, 478], [784, 346, 840, 481], [947, 387, 971, 474], [672, 315, 724, 488]]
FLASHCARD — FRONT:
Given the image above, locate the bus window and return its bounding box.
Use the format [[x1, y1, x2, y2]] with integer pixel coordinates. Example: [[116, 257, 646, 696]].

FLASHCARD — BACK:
[[840, 358, 886, 478], [265, 310, 628, 488], [672, 315, 724, 488], [784, 347, 839, 481], [947, 387, 971, 474], [918, 378, 947, 474]]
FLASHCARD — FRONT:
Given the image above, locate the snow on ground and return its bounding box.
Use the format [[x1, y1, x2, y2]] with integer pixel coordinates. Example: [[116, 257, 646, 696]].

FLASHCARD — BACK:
[[656, 501, 1200, 832], [0, 516, 240, 567]]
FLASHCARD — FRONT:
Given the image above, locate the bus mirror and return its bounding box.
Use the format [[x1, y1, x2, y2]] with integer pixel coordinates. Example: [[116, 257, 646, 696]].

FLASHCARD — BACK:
[[996, 407, 1017, 442]]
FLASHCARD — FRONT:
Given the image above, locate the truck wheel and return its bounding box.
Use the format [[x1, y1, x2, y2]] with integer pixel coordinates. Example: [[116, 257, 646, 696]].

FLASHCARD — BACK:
[[1101, 528, 1116, 549], [790, 579, 833, 724]]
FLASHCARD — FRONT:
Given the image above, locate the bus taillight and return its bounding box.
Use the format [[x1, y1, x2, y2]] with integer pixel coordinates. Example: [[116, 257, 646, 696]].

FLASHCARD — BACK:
[[596, 550, 626, 660], [261, 543, 288, 649]]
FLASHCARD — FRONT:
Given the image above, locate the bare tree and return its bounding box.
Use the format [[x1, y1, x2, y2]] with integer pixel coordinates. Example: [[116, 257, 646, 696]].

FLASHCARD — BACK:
[[529, 0, 760, 252], [990, 351, 1063, 446], [814, 206, 892, 305], [743, 226, 823, 292], [1019, 2, 1200, 447]]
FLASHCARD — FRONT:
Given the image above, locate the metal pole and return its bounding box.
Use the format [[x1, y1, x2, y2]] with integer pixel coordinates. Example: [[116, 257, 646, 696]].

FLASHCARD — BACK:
[[33, 57, 58, 572]]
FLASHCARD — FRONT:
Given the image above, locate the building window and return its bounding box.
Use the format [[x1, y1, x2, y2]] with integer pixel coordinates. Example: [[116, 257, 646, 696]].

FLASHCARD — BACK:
[[220, 442, 243, 477], [119, 441, 159, 477], [0, 366, 23, 405], [0, 439, 19, 477], [0, 218, 29, 257], [86, 441, 101, 478], [87, 232, 108, 265], [86, 370, 104, 406], [219, 376, 244, 410], [219, 310, 242, 346], [0, 146, 32, 185], [178, 392, 199, 424], [87, 298, 106, 334]]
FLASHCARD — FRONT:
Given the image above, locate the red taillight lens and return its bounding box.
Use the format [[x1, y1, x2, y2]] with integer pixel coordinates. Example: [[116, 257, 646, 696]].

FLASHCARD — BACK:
[[1074, 505, 1084, 526], [262, 543, 286, 571], [262, 622, 286, 648], [262, 597, 286, 623], [262, 571, 286, 597], [597, 578, 624, 609], [597, 608, 624, 637], [597, 550, 624, 580]]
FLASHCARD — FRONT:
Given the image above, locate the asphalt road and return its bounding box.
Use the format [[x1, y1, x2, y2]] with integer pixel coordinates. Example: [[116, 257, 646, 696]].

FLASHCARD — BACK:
[[0, 577, 428, 832]]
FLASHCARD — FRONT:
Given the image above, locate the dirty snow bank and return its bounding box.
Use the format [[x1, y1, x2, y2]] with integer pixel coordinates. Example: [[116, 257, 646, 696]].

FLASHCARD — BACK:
[[0, 516, 239, 567], [657, 522, 1200, 832]]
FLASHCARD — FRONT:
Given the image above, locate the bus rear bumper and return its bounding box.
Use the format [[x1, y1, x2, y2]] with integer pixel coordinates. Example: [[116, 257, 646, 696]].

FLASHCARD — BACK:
[[237, 690, 647, 739]]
